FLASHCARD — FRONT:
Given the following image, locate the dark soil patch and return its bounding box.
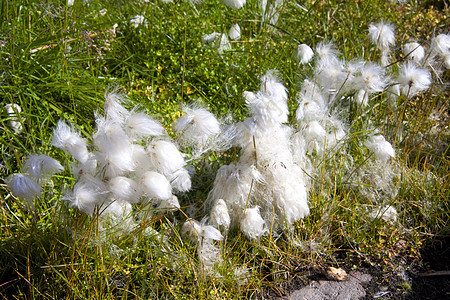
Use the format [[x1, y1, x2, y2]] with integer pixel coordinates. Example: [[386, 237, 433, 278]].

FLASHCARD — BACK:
[[409, 236, 450, 299]]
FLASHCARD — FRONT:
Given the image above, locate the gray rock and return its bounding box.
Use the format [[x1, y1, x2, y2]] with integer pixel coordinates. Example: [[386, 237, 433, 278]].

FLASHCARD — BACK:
[[289, 271, 372, 300]]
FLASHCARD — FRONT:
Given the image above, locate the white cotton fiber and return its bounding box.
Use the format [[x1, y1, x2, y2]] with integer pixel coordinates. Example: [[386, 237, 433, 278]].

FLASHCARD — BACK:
[[209, 199, 231, 229], [108, 176, 141, 203], [147, 140, 185, 175], [52, 120, 90, 163], [156, 195, 180, 212], [141, 171, 172, 201], [365, 135, 395, 162], [66, 175, 109, 216], [175, 105, 221, 146], [228, 23, 241, 40], [240, 207, 267, 239], [23, 154, 63, 180], [6, 174, 41, 203], [167, 168, 192, 192], [125, 112, 165, 139]]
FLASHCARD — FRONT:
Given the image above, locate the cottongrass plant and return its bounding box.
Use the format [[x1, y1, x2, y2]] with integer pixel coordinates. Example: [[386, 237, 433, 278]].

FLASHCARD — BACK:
[[368, 21, 396, 67], [47, 91, 191, 237], [6, 154, 63, 207], [4, 104, 23, 133]]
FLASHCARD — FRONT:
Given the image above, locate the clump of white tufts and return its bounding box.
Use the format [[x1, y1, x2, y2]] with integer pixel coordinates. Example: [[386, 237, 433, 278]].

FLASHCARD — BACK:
[[108, 176, 141, 203], [23, 154, 63, 181], [221, 0, 246, 9], [5, 174, 41, 204], [228, 23, 241, 40], [240, 207, 267, 240], [4, 104, 22, 133], [93, 119, 135, 179], [147, 140, 186, 176], [202, 32, 232, 54], [296, 44, 314, 65], [52, 120, 90, 163], [402, 42, 425, 63], [368, 21, 395, 66], [370, 205, 398, 224], [181, 219, 224, 267], [64, 175, 109, 216], [365, 135, 395, 163], [130, 15, 146, 28], [209, 199, 231, 229], [397, 62, 431, 98], [245, 70, 288, 135], [141, 171, 172, 201], [175, 104, 221, 151], [125, 112, 165, 140]]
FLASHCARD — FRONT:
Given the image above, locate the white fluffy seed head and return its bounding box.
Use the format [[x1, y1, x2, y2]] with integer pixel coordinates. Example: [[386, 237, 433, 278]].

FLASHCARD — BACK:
[[103, 91, 131, 124], [240, 207, 267, 240], [356, 62, 388, 93], [175, 105, 221, 146], [23, 154, 63, 180], [315, 41, 341, 71], [221, 0, 246, 9], [259, 70, 288, 105], [125, 112, 165, 140], [141, 171, 172, 201], [4, 104, 22, 133], [6, 174, 41, 203], [365, 135, 395, 162], [296, 44, 314, 64], [66, 175, 109, 216], [402, 42, 425, 63], [94, 117, 132, 156], [167, 168, 192, 192], [397, 62, 431, 98], [245, 71, 289, 134], [108, 176, 141, 203], [52, 120, 90, 163], [228, 23, 241, 40], [368, 21, 395, 49], [209, 199, 231, 229], [296, 100, 325, 122], [430, 34, 450, 57], [147, 140, 185, 175]]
